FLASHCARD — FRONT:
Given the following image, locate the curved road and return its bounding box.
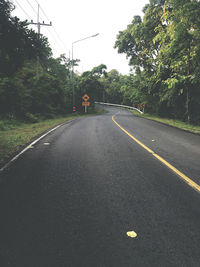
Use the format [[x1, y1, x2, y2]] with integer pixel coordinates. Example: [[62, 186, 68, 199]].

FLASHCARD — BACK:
[[0, 106, 199, 266]]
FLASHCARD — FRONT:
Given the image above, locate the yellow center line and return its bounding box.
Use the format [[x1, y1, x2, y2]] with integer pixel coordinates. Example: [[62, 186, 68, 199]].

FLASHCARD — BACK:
[[112, 114, 200, 193]]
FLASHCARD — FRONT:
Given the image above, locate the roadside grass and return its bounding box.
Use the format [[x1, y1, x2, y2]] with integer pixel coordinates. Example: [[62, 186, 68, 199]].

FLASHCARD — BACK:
[[91, 107, 107, 115], [132, 111, 200, 135], [0, 108, 104, 166]]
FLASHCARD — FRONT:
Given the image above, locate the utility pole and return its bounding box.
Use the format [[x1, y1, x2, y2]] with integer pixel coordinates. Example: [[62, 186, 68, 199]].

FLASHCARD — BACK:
[[71, 33, 99, 112], [29, 4, 52, 77]]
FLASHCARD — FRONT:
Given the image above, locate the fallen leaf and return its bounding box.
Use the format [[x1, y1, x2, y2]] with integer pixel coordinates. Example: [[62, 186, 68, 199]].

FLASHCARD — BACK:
[[127, 231, 137, 238]]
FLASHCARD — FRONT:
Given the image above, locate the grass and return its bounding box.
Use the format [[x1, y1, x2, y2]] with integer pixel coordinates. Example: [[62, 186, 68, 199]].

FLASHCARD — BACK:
[[0, 108, 104, 166], [132, 111, 200, 135], [92, 107, 107, 115]]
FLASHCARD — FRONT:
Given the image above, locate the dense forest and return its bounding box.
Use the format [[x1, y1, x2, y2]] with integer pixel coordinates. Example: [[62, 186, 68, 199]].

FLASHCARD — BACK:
[[0, 0, 200, 125], [0, 0, 74, 122], [115, 0, 200, 124]]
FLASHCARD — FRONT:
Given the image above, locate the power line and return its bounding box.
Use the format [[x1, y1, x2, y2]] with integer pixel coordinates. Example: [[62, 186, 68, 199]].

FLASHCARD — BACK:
[[52, 26, 68, 51], [15, 1, 54, 46], [25, 0, 38, 17], [13, 0, 32, 20], [31, 0, 48, 22], [29, 4, 52, 77], [32, 0, 69, 52], [45, 27, 67, 53], [14, 0, 70, 56], [38, 4, 51, 22], [40, 6, 68, 51], [33, 0, 49, 20]]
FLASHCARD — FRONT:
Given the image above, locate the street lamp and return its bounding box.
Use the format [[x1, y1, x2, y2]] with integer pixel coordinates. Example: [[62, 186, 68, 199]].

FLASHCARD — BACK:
[[71, 33, 99, 112]]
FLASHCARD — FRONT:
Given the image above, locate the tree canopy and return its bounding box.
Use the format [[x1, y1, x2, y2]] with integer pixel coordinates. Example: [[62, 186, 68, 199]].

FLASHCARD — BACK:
[[0, 0, 51, 77], [115, 0, 200, 124]]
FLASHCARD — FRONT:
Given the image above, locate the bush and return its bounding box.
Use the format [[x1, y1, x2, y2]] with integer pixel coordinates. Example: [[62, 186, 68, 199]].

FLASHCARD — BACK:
[[24, 112, 39, 123]]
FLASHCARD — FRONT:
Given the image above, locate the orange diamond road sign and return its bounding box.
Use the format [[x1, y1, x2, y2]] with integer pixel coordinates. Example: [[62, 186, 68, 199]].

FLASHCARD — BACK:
[[82, 94, 90, 101], [82, 101, 90, 107]]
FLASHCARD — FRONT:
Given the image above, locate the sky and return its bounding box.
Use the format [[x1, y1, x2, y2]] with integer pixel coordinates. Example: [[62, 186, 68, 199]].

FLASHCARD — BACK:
[[11, 0, 149, 74]]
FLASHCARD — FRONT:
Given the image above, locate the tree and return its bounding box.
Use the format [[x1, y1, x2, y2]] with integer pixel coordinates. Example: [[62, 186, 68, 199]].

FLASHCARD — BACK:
[[0, 1, 74, 119], [100, 69, 123, 104], [46, 54, 71, 81], [91, 64, 107, 78], [115, 0, 200, 123], [114, 1, 164, 113], [0, 0, 51, 77], [154, 0, 200, 122]]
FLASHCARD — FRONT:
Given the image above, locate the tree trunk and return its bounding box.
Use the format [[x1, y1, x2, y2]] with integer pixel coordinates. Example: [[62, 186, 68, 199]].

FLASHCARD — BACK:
[[186, 49, 190, 123]]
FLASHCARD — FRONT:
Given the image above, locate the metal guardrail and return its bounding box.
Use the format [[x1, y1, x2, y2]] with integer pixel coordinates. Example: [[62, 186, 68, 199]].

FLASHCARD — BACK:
[[95, 102, 144, 114]]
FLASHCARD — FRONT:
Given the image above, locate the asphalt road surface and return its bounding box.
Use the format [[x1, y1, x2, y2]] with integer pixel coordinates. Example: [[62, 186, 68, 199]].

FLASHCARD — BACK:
[[0, 106, 199, 267]]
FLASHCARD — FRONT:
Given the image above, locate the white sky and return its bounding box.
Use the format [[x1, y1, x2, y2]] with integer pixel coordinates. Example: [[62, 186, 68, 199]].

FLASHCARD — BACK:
[[11, 0, 149, 74]]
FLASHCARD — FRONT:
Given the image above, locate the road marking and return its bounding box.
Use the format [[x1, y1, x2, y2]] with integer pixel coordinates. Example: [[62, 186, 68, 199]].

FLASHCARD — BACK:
[[112, 114, 200, 193], [127, 231, 137, 238], [0, 124, 63, 172], [1, 118, 79, 172], [44, 143, 50, 145]]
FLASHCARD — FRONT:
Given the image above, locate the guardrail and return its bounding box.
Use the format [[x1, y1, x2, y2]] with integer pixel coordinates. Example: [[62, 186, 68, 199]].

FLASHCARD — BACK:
[[95, 102, 144, 114]]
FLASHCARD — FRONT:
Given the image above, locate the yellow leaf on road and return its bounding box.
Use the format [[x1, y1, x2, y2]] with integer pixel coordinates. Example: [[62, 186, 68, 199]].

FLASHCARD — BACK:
[[127, 231, 137, 238]]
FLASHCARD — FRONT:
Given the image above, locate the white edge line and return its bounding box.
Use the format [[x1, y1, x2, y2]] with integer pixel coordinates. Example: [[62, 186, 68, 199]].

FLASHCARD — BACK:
[[0, 121, 70, 172]]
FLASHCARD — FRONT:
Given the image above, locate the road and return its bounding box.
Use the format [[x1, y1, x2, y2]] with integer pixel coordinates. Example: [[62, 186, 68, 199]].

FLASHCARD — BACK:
[[0, 106, 199, 267]]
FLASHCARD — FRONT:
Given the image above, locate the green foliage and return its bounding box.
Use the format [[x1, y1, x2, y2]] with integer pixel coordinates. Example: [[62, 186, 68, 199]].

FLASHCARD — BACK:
[[0, 0, 73, 119], [0, 58, 73, 119], [77, 65, 106, 111], [24, 113, 39, 123], [100, 69, 123, 104], [114, 0, 200, 124], [0, 0, 51, 77], [91, 64, 107, 78]]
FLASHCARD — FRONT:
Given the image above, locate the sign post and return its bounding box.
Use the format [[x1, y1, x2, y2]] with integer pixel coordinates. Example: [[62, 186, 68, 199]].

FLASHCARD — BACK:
[[82, 94, 90, 113], [82, 100, 90, 112]]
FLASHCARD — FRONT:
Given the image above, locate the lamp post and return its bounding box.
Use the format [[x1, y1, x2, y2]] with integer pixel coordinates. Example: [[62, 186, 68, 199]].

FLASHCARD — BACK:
[[71, 33, 99, 112]]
